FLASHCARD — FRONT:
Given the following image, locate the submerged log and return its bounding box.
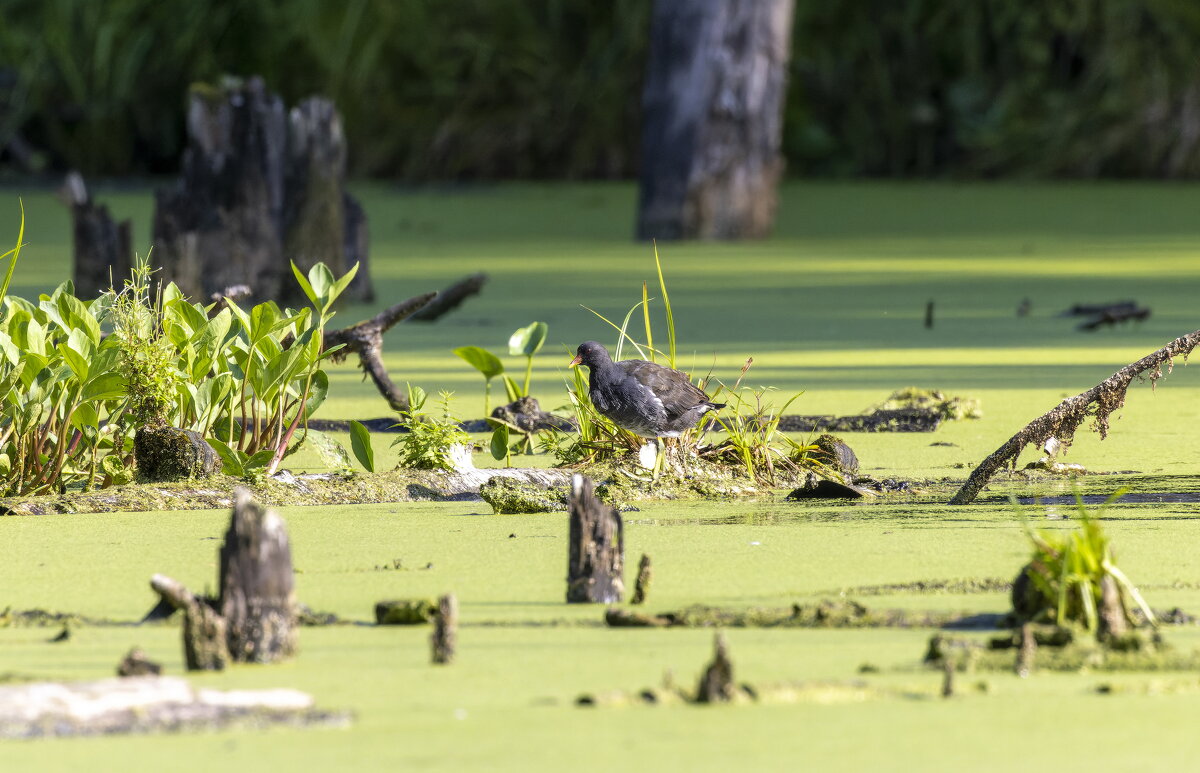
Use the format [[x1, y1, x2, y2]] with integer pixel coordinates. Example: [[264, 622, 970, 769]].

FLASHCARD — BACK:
[[431, 594, 457, 665], [949, 328, 1200, 504], [566, 474, 625, 604]]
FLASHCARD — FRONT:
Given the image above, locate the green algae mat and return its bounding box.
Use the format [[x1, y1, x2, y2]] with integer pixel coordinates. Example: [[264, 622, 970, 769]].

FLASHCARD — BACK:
[[3, 181, 1200, 770]]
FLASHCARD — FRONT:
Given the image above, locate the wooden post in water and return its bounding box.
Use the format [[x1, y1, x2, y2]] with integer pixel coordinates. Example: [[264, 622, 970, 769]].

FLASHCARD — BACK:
[[1015, 623, 1036, 678], [431, 593, 458, 665], [566, 474, 625, 603]]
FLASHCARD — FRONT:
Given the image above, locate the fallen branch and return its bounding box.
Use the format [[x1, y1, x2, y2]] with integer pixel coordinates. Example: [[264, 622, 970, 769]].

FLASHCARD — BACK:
[[322, 292, 436, 412], [409, 272, 487, 322], [948, 328, 1200, 505]]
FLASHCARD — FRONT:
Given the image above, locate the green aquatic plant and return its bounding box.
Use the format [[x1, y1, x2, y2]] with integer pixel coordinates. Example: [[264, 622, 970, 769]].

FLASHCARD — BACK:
[[455, 320, 548, 416], [703, 359, 803, 484], [1016, 488, 1155, 636], [349, 420, 375, 473], [391, 385, 470, 471]]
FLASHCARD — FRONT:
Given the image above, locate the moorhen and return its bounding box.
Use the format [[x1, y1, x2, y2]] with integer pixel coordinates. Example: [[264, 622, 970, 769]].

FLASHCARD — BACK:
[[568, 341, 724, 437]]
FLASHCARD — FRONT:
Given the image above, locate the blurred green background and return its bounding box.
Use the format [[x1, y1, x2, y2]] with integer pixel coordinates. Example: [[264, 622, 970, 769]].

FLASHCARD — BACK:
[[3, 0, 1200, 180]]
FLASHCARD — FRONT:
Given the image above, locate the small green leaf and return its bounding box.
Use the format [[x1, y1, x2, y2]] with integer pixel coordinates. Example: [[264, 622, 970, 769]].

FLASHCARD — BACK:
[[502, 374, 522, 401], [291, 261, 319, 308], [508, 321, 548, 357], [349, 420, 375, 473], [207, 438, 245, 477], [454, 346, 504, 380], [327, 262, 360, 308], [489, 424, 510, 461], [308, 263, 335, 304]]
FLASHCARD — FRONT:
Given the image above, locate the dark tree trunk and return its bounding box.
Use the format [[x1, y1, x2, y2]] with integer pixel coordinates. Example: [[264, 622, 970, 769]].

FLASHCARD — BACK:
[[64, 172, 132, 299], [637, 0, 795, 241], [566, 474, 625, 603], [152, 77, 371, 305], [219, 489, 297, 663]]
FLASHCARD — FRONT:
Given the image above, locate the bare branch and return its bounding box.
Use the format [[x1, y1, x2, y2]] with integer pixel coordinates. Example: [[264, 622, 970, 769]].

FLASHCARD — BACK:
[[949, 328, 1200, 505]]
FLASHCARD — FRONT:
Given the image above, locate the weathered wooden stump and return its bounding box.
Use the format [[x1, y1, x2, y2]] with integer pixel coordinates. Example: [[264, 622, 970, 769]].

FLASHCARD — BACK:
[[219, 490, 297, 662], [151, 76, 372, 305], [631, 554, 653, 605], [63, 172, 133, 300], [695, 633, 735, 703], [566, 474, 624, 603], [147, 489, 296, 670], [431, 593, 458, 665], [1015, 623, 1036, 678]]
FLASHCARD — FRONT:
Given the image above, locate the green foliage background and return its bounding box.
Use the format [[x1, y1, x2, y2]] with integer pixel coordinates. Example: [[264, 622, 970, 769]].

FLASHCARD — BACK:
[[2, 0, 1199, 179]]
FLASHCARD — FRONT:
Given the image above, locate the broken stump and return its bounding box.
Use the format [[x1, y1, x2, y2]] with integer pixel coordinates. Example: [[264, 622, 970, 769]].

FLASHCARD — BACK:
[[134, 425, 219, 483], [695, 633, 736, 704], [566, 474, 625, 604], [631, 554, 653, 605], [148, 489, 295, 670], [431, 594, 457, 665]]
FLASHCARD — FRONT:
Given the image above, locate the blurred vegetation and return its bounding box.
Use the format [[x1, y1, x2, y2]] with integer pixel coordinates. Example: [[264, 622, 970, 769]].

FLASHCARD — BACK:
[[2, 0, 1199, 179]]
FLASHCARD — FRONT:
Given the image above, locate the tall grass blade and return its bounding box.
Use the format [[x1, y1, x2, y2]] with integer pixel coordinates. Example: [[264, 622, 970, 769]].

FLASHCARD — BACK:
[[0, 199, 26, 309], [653, 241, 675, 368], [641, 281, 654, 363]]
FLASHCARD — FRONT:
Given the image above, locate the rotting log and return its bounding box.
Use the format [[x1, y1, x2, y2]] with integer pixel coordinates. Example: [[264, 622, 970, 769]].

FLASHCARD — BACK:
[[948, 328, 1200, 504], [566, 474, 625, 604], [322, 292, 436, 413], [62, 172, 132, 299], [219, 490, 297, 663], [431, 594, 457, 665]]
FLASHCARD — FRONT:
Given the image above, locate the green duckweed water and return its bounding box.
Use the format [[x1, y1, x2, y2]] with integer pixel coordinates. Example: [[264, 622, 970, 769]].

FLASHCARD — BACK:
[[3, 182, 1200, 770]]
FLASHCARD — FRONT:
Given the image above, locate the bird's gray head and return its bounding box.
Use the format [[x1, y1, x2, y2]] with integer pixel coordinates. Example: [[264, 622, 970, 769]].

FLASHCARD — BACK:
[[568, 341, 611, 370]]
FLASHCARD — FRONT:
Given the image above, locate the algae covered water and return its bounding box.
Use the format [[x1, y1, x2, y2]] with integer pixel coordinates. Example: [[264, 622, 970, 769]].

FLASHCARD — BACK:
[[3, 181, 1200, 770]]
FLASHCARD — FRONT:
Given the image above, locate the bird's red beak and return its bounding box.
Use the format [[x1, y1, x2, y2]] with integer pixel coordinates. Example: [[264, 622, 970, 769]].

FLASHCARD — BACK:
[[568, 354, 582, 367]]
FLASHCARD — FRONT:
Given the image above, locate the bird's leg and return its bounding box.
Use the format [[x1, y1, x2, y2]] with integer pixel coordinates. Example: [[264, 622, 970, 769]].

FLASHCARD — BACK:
[[652, 438, 664, 481]]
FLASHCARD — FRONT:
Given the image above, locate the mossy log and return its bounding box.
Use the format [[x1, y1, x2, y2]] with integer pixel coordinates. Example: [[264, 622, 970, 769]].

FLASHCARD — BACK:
[[566, 474, 625, 604], [949, 328, 1200, 504], [134, 425, 219, 483], [375, 599, 436, 625]]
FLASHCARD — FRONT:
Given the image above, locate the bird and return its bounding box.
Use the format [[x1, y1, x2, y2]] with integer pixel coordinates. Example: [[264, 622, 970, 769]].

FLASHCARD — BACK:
[[568, 341, 724, 438]]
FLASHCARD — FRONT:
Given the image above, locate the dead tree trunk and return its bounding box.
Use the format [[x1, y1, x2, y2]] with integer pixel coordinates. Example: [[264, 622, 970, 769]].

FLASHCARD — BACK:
[[147, 489, 296, 670], [152, 77, 371, 305], [63, 172, 132, 299], [695, 632, 736, 703], [949, 328, 1200, 504], [637, 0, 795, 240], [566, 474, 625, 603], [219, 490, 297, 662]]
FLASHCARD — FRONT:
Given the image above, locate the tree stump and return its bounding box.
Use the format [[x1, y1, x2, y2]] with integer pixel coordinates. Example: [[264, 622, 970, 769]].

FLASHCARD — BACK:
[[152, 76, 371, 305], [147, 489, 295, 670], [63, 172, 132, 299], [695, 633, 735, 703], [637, 0, 795, 240], [219, 490, 297, 663], [431, 594, 458, 665], [631, 554, 653, 605], [566, 474, 625, 603], [133, 425, 219, 483]]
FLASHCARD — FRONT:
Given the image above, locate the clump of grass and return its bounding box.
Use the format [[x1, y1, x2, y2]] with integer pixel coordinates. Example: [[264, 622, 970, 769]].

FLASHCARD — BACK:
[[391, 385, 471, 471], [1015, 488, 1155, 637], [701, 359, 806, 484]]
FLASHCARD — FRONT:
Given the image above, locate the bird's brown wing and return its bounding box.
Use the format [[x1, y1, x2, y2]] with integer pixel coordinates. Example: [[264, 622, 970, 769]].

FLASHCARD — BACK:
[[618, 360, 712, 419]]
